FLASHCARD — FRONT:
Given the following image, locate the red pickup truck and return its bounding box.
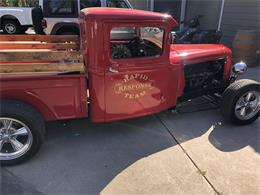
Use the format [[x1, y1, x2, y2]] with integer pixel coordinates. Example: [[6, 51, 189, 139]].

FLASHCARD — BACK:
[[0, 8, 259, 165]]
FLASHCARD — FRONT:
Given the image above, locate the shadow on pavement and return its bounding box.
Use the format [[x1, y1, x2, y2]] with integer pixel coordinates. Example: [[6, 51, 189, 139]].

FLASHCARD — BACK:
[[3, 106, 259, 194], [208, 121, 260, 153], [3, 115, 178, 194], [159, 106, 259, 154], [0, 168, 43, 195]]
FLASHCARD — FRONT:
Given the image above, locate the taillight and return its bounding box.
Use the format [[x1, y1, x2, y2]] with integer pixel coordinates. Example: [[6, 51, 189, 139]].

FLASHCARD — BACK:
[[41, 19, 47, 29]]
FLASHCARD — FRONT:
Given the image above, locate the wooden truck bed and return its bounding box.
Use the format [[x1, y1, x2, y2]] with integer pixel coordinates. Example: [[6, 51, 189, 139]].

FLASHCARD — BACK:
[[0, 35, 84, 75]]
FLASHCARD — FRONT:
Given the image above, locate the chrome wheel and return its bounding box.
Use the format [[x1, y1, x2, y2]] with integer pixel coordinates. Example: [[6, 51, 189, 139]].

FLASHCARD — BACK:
[[0, 118, 33, 161], [235, 91, 259, 120], [5, 23, 16, 34]]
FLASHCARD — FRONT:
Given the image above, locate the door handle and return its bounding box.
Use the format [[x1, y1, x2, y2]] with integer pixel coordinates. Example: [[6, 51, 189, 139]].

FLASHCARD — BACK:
[[107, 66, 119, 73]]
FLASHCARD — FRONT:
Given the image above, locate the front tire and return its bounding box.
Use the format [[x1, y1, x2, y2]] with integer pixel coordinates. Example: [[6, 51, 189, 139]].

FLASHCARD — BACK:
[[0, 100, 45, 166], [221, 79, 260, 125]]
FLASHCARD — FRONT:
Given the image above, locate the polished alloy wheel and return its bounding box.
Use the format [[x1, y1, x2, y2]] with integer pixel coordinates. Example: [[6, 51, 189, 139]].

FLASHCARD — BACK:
[[5, 23, 16, 34], [0, 118, 33, 160], [235, 91, 259, 120]]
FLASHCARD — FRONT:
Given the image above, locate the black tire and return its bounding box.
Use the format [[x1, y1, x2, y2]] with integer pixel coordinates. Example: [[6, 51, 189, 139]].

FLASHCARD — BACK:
[[56, 26, 79, 35], [0, 100, 45, 166], [21, 26, 28, 34], [58, 31, 79, 35], [221, 79, 260, 125], [2, 20, 23, 34]]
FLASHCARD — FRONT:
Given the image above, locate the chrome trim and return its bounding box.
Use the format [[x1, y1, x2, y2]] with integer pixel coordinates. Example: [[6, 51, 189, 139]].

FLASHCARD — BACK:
[[232, 61, 247, 75], [0, 118, 33, 161], [235, 91, 259, 120]]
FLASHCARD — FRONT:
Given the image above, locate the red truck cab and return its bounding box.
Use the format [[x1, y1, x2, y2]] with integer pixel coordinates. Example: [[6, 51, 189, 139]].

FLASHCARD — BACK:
[[80, 8, 183, 122], [79, 8, 232, 122], [0, 8, 259, 165]]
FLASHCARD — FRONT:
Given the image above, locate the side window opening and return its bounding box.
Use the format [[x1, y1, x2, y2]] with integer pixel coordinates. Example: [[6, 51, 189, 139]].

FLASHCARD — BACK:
[[43, 0, 77, 17], [107, 0, 129, 8], [80, 0, 101, 10], [110, 27, 164, 59]]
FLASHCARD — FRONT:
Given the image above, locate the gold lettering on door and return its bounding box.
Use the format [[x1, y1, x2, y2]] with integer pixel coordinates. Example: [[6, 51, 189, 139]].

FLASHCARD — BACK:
[[114, 74, 153, 99]]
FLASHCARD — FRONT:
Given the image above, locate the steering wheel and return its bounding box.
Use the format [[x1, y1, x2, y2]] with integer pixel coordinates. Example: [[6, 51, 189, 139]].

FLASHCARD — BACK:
[[128, 36, 141, 46], [127, 37, 141, 56]]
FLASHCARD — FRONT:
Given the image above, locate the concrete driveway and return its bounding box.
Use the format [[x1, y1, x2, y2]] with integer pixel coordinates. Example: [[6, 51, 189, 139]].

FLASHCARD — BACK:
[[1, 67, 259, 195]]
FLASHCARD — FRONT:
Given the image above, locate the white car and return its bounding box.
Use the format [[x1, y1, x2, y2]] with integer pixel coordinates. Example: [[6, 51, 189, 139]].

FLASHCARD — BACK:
[[39, 0, 133, 35], [0, 7, 33, 34], [0, 0, 132, 35]]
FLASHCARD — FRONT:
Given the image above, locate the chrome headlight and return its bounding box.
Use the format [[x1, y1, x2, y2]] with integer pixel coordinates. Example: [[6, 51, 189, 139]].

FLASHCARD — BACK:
[[232, 62, 247, 75]]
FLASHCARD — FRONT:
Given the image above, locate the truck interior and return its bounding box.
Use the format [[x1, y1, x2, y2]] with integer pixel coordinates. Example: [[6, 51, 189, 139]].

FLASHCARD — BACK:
[[110, 26, 164, 59]]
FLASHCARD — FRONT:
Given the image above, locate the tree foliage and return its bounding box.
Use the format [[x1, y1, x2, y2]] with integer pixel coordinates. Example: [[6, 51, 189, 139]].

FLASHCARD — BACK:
[[0, 0, 38, 7]]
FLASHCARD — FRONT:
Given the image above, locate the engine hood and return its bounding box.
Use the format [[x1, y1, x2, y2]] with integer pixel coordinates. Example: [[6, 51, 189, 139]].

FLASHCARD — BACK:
[[170, 44, 231, 65]]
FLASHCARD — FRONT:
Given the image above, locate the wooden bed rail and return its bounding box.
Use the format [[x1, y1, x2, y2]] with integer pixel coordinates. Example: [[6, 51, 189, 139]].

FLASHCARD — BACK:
[[0, 35, 80, 50], [0, 35, 79, 41], [0, 35, 84, 74]]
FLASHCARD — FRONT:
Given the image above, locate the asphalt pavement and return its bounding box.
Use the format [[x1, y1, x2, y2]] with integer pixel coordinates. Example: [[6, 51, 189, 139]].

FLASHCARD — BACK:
[[0, 66, 259, 195]]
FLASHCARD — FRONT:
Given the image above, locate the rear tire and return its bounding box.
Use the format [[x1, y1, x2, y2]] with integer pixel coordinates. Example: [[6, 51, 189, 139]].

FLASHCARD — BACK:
[[2, 20, 23, 34], [0, 100, 45, 166], [221, 79, 260, 125]]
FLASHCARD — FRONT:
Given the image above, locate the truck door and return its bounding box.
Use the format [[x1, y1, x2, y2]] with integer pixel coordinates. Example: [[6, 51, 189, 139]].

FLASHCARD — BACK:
[[103, 24, 180, 121]]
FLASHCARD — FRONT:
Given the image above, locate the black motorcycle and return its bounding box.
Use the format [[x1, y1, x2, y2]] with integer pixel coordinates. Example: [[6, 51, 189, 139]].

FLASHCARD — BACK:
[[172, 15, 222, 44]]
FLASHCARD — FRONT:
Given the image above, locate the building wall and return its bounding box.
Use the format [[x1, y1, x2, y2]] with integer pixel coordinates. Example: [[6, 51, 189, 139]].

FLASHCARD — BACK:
[[153, 0, 182, 22], [129, 0, 150, 10], [128, 0, 182, 28], [185, 0, 221, 30], [129, 0, 222, 30], [221, 0, 260, 47], [128, 0, 259, 48]]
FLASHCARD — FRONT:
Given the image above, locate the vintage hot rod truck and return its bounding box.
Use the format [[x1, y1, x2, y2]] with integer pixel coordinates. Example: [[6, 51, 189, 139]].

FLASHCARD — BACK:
[[0, 8, 259, 165]]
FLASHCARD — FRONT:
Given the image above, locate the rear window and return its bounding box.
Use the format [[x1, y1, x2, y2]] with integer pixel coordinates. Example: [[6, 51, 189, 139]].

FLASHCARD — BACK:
[[43, 0, 78, 17], [80, 0, 101, 10], [107, 0, 129, 8]]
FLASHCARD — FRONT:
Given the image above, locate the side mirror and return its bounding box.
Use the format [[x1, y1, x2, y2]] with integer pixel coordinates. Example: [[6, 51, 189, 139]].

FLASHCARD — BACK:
[[232, 61, 247, 75], [169, 32, 176, 44]]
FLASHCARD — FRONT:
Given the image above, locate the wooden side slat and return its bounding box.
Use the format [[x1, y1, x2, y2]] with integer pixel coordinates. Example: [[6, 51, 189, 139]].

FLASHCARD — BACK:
[[0, 43, 79, 50], [0, 63, 84, 73], [0, 51, 83, 62], [0, 35, 83, 74], [0, 72, 60, 75], [0, 35, 79, 43]]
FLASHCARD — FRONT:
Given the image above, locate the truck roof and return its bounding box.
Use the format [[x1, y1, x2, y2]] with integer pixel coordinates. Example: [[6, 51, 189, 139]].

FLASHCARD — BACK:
[[80, 8, 177, 26]]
